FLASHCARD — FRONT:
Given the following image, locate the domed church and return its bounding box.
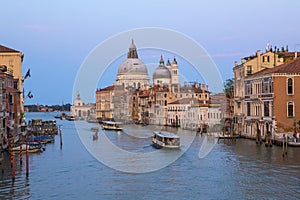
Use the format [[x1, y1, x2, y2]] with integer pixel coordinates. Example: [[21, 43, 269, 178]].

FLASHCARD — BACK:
[[116, 40, 150, 89], [153, 56, 171, 85], [153, 56, 179, 86]]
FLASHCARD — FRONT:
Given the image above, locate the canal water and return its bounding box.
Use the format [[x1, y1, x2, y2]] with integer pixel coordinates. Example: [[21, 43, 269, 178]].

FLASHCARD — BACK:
[[1, 112, 300, 199]]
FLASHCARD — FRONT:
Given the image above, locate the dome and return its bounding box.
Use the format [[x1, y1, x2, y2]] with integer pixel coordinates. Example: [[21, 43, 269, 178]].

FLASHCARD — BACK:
[[153, 57, 171, 80], [118, 58, 148, 75]]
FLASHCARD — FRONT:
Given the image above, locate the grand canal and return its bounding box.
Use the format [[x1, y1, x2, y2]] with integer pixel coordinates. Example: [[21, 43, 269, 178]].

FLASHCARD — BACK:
[[1, 112, 300, 199]]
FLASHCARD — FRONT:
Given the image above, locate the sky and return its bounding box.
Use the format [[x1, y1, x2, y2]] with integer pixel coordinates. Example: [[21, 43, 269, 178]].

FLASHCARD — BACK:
[[1, 0, 300, 105]]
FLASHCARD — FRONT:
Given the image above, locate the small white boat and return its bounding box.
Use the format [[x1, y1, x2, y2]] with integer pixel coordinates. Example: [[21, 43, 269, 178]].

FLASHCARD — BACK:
[[288, 141, 300, 147], [152, 131, 180, 149], [67, 115, 76, 121], [102, 121, 123, 131]]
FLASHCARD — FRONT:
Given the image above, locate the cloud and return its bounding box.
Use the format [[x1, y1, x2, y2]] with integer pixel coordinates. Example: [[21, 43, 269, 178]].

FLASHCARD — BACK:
[[25, 25, 50, 32]]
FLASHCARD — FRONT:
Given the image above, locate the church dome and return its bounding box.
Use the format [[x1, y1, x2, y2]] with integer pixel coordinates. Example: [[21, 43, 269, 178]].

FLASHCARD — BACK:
[[118, 58, 148, 75], [117, 40, 149, 76], [153, 56, 171, 80]]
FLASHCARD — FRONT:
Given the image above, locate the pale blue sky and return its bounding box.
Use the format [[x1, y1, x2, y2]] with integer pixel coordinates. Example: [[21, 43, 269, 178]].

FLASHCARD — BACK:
[[1, 0, 300, 105]]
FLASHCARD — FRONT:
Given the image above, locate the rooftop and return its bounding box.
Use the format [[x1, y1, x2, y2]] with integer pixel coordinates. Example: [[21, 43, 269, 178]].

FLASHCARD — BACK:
[[0, 45, 20, 53], [248, 57, 300, 78]]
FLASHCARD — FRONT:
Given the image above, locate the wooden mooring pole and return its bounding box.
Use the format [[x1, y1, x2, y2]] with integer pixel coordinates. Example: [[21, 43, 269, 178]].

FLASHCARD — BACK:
[[1, 150, 4, 174], [19, 134, 23, 165], [26, 134, 29, 178], [282, 134, 288, 157], [10, 136, 15, 181], [282, 134, 285, 157], [59, 126, 62, 149]]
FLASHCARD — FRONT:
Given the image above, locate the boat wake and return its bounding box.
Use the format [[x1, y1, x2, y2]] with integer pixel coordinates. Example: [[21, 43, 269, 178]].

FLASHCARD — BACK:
[[198, 135, 218, 159]]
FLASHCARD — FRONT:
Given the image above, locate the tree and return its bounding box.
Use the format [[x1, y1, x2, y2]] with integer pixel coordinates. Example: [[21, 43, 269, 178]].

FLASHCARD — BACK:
[[224, 78, 234, 98]]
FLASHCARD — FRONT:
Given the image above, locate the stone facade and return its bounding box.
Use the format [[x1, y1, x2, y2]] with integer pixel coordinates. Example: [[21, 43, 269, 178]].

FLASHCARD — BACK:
[[0, 45, 24, 113], [70, 93, 95, 120], [233, 48, 299, 137], [243, 57, 300, 139]]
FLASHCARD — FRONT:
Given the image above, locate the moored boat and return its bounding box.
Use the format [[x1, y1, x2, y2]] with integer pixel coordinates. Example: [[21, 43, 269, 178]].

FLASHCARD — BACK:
[[12, 142, 44, 153], [152, 131, 180, 149], [288, 141, 300, 147], [102, 121, 123, 131], [66, 115, 76, 121]]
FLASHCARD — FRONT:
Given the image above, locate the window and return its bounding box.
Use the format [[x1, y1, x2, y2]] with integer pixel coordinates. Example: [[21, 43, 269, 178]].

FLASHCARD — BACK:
[[269, 79, 273, 93], [247, 102, 251, 116], [287, 102, 294, 117], [247, 66, 252, 75], [264, 101, 269, 117], [287, 78, 293, 95]]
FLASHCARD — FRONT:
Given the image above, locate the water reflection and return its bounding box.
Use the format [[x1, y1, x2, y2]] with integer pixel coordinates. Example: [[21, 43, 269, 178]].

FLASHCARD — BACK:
[[0, 112, 299, 199]]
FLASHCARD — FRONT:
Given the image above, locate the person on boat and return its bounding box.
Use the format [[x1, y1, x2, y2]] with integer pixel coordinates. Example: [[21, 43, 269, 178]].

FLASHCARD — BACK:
[[293, 132, 299, 142]]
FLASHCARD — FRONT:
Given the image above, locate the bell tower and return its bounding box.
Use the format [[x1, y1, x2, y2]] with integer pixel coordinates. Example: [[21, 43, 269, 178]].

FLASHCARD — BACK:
[[171, 57, 179, 84]]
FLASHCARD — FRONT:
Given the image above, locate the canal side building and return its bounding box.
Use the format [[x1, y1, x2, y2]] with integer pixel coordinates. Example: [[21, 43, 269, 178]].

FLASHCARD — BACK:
[[95, 40, 218, 131], [0, 45, 24, 115], [0, 65, 21, 149], [233, 47, 300, 136], [70, 93, 96, 120], [242, 56, 300, 139]]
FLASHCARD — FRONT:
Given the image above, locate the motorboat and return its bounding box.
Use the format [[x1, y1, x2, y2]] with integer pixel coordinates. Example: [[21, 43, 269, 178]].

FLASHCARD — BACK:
[[152, 131, 180, 149], [102, 121, 123, 131], [288, 141, 300, 147]]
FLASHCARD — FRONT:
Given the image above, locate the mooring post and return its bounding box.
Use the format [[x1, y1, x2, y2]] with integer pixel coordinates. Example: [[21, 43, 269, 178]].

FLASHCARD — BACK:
[[285, 134, 288, 155], [26, 134, 29, 178], [282, 134, 285, 157], [10, 136, 15, 181], [19, 134, 22, 165], [1, 149, 4, 174], [59, 127, 62, 148]]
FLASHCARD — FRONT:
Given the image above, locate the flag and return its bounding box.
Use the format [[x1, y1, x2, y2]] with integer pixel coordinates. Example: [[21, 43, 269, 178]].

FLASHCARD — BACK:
[[24, 69, 31, 80], [27, 91, 33, 99]]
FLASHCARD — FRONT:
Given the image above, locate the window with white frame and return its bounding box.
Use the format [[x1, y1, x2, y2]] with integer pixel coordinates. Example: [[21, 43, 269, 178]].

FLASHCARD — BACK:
[[287, 78, 293, 95], [287, 101, 294, 117]]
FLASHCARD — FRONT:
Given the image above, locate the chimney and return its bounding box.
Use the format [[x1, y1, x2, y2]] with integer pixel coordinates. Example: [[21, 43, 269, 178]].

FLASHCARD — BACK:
[[206, 85, 209, 92], [257, 50, 261, 67], [295, 52, 298, 60], [257, 50, 261, 56], [201, 84, 205, 93], [234, 61, 238, 67]]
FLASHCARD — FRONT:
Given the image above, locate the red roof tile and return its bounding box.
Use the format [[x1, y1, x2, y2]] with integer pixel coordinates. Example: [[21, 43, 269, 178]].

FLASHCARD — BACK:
[[0, 45, 20, 53], [248, 57, 300, 78]]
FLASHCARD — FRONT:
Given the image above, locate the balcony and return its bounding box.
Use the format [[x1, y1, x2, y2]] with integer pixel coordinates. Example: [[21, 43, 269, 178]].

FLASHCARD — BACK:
[[249, 94, 259, 99]]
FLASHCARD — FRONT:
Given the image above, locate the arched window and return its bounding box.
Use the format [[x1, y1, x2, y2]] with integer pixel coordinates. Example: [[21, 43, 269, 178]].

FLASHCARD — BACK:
[[137, 82, 141, 89], [287, 102, 294, 117], [287, 78, 293, 94]]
